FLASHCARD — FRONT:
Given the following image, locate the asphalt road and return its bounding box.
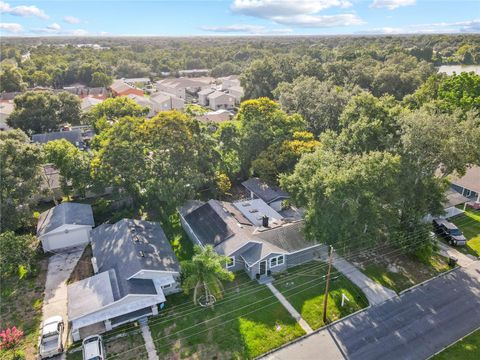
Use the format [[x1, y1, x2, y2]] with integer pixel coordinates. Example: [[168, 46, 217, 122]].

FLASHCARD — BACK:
[[263, 261, 480, 360]]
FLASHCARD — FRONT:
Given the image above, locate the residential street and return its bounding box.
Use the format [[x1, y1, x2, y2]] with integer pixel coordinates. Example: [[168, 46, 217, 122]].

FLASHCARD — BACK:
[[262, 260, 480, 360]]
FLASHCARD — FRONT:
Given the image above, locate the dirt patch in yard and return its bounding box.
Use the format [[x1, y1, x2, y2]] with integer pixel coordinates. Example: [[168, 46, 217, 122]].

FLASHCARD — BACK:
[[352, 246, 451, 293], [0, 257, 48, 360], [67, 245, 94, 284], [105, 331, 148, 360]]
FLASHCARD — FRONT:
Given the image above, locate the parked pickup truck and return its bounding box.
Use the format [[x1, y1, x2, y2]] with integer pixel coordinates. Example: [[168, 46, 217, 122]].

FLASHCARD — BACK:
[[432, 218, 467, 246], [39, 316, 64, 359]]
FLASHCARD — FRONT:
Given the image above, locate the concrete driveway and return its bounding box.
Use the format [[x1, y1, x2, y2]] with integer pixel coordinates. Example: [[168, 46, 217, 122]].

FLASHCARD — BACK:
[[41, 247, 85, 359]]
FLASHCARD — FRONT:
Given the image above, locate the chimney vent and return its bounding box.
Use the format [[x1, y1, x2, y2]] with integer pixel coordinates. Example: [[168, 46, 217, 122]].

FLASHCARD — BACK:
[[262, 215, 269, 228]]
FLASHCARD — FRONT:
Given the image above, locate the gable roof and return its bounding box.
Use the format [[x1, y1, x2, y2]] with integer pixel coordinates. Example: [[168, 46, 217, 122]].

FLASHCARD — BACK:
[[208, 90, 235, 100], [451, 166, 480, 193], [157, 77, 212, 89], [91, 219, 179, 298], [241, 178, 290, 204], [37, 202, 94, 236], [81, 96, 103, 111], [32, 130, 83, 145], [233, 199, 284, 227], [184, 202, 234, 246]]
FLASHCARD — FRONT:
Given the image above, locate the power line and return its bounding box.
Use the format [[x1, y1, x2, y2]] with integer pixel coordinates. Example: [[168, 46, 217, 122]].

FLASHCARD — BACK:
[[98, 233, 425, 339], [106, 239, 433, 359], [101, 238, 437, 350], [94, 216, 475, 341], [68, 215, 479, 343]]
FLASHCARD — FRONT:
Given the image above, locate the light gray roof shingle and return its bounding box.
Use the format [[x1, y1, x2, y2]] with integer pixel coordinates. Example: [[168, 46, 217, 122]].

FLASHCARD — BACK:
[[37, 202, 94, 236], [91, 219, 180, 297], [242, 178, 289, 204], [32, 130, 83, 145]]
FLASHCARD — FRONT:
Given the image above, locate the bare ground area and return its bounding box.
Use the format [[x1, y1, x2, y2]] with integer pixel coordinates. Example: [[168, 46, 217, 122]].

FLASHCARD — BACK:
[[351, 246, 451, 293], [67, 245, 94, 284]]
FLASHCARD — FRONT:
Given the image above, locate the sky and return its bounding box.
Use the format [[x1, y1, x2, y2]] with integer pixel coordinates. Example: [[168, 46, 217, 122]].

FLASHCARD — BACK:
[[0, 0, 479, 37]]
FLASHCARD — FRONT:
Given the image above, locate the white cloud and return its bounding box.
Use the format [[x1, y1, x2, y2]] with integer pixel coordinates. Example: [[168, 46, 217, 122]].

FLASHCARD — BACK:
[[270, 14, 364, 27], [0, 1, 48, 19], [47, 22, 61, 31], [370, 0, 416, 10], [359, 19, 480, 34], [63, 16, 81, 24], [230, 0, 362, 28], [0, 22, 24, 33], [232, 0, 352, 17]]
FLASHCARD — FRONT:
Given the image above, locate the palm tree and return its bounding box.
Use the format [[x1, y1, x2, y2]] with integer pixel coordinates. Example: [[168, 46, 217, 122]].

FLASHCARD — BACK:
[[181, 245, 235, 306]]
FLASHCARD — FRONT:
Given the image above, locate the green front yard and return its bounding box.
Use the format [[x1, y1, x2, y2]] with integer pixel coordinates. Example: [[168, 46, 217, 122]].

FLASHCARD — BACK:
[[149, 273, 305, 359], [67, 329, 147, 360], [433, 329, 480, 360], [355, 250, 451, 293], [274, 262, 368, 329], [451, 209, 480, 257]]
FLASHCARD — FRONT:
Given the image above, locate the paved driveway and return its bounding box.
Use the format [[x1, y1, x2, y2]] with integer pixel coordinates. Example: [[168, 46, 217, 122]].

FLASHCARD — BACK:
[[41, 247, 84, 359]]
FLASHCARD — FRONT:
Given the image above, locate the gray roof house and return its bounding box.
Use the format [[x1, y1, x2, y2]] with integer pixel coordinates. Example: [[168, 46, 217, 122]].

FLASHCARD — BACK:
[[450, 166, 480, 203], [242, 177, 291, 213], [67, 219, 181, 341], [37, 202, 94, 252], [32, 130, 85, 149], [179, 198, 324, 282]]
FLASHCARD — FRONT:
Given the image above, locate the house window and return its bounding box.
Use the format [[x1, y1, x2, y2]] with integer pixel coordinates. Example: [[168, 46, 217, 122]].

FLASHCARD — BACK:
[[226, 256, 235, 269], [270, 255, 285, 268]]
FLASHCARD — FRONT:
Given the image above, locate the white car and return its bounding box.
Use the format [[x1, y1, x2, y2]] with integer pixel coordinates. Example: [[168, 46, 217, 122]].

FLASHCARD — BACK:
[[39, 316, 64, 359], [82, 335, 105, 360]]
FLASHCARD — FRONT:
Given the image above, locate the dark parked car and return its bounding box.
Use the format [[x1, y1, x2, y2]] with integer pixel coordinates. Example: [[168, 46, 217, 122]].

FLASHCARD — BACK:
[[432, 218, 467, 246]]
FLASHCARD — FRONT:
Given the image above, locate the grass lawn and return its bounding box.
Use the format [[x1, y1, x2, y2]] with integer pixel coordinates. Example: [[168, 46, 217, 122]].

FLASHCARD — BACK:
[[433, 329, 480, 360], [149, 273, 305, 359], [0, 257, 48, 360], [450, 209, 480, 257], [273, 262, 369, 329], [354, 249, 451, 293]]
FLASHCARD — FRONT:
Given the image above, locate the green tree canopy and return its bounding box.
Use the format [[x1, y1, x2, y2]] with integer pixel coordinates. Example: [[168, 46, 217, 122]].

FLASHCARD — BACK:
[[236, 98, 306, 173], [0, 232, 39, 280], [92, 111, 219, 210], [0, 130, 43, 232], [281, 150, 402, 248], [43, 139, 92, 198], [405, 72, 480, 114], [7, 91, 81, 134], [86, 96, 149, 131], [90, 71, 113, 88], [251, 131, 319, 184], [274, 77, 357, 135], [0, 64, 27, 92]]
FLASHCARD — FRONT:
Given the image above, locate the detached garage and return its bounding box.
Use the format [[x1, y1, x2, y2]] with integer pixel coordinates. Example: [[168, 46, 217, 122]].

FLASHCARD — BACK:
[[37, 202, 95, 252]]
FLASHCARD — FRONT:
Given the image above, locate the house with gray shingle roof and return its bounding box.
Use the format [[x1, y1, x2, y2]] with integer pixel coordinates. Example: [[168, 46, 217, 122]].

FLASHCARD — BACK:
[[242, 177, 290, 212], [32, 129, 85, 149], [37, 202, 94, 252], [67, 219, 180, 341], [179, 196, 322, 282]]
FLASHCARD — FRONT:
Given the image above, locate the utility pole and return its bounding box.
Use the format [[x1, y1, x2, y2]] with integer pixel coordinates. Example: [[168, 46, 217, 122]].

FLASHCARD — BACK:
[[323, 245, 334, 324]]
